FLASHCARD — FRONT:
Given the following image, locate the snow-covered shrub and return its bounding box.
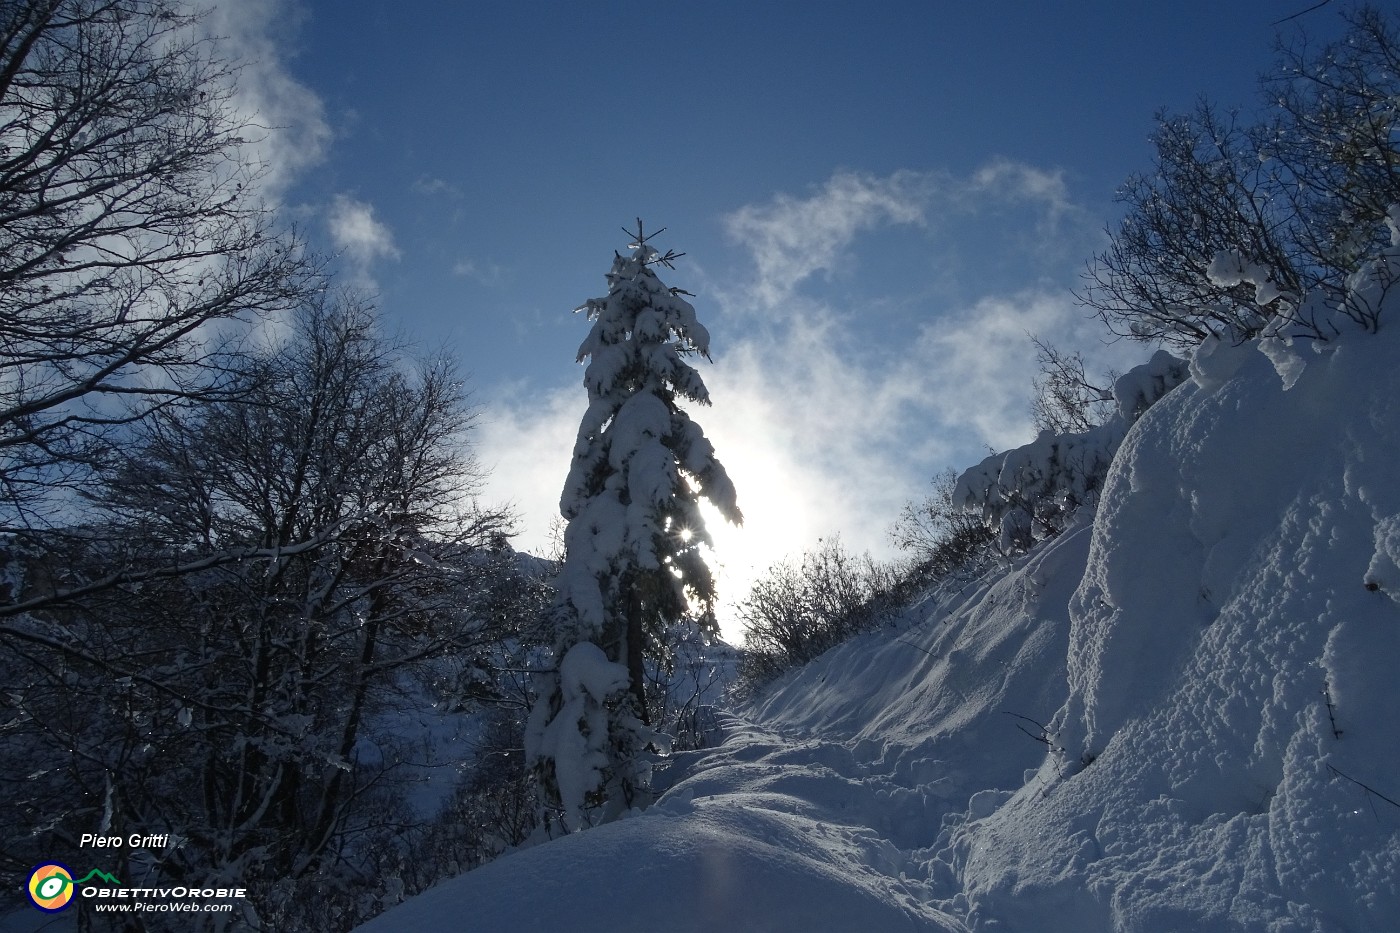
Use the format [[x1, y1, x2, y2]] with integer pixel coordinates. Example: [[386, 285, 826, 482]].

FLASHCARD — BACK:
[[956, 350, 1189, 552], [892, 467, 998, 583], [1028, 337, 1119, 435], [413, 709, 538, 873], [1082, 7, 1400, 348], [643, 617, 737, 752], [738, 539, 902, 691], [1212, 203, 1400, 392]]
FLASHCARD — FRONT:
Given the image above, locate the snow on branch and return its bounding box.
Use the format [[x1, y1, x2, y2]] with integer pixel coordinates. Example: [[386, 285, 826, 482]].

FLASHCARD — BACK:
[[956, 350, 1190, 552], [532, 224, 741, 835]]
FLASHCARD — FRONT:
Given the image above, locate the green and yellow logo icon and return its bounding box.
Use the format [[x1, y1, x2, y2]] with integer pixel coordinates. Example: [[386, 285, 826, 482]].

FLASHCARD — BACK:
[[27, 863, 75, 912], [26, 863, 121, 911]]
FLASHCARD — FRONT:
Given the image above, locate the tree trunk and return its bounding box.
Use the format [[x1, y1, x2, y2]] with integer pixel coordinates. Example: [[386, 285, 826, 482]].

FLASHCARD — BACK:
[[626, 584, 649, 727]]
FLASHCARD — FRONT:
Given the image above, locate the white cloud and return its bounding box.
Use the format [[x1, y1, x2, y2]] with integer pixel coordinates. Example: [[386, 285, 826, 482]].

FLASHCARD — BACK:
[[474, 381, 581, 557], [722, 170, 935, 309], [412, 175, 463, 198], [719, 161, 1096, 317], [962, 158, 1093, 260], [452, 257, 509, 288], [477, 163, 1140, 641], [199, 5, 417, 294], [200, 0, 332, 201], [906, 291, 1100, 452], [698, 315, 935, 584], [164, 4, 330, 367], [327, 194, 400, 285], [967, 158, 1074, 216]]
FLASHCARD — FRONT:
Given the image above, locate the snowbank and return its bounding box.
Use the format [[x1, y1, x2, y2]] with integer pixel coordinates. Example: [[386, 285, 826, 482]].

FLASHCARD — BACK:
[[950, 323, 1400, 932]]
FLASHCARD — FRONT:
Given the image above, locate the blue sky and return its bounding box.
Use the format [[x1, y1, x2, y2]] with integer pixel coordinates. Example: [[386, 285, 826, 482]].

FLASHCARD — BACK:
[[213, 0, 1347, 636]]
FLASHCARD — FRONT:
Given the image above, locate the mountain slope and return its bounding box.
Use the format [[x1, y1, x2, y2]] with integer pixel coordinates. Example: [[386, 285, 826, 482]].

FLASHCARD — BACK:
[[359, 267, 1400, 932]]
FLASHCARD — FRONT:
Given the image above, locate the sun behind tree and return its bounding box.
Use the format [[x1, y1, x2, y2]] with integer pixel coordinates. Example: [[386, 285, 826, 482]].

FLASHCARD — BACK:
[[527, 221, 742, 834]]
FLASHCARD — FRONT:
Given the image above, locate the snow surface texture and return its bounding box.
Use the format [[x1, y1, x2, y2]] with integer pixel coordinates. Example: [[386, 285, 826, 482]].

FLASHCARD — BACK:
[[356, 522, 1087, 933], [360, 298, 1400, 929], [956, 321, 1400, 932]]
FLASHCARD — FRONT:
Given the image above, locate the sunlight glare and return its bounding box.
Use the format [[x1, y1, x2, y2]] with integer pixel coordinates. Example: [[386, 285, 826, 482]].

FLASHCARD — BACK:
[[698, 455, 824, 645]]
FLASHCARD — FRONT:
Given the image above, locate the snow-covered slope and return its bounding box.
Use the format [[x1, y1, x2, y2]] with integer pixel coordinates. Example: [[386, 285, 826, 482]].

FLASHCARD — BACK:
[[358, 308, 1400, 931], [952, 323, 1400, 932]]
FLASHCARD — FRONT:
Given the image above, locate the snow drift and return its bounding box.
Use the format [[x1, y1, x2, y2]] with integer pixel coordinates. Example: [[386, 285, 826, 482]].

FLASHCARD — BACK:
[[952, 321, 1400, 932]]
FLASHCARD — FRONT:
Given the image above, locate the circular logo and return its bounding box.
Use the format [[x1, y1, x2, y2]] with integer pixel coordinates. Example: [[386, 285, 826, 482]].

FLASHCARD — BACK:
[[27, 863, 75, 912]]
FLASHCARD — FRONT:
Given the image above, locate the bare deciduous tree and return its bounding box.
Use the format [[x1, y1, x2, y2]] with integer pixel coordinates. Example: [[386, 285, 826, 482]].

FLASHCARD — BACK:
[[1028, 337, 1118, 436], [0, 293, 515, 929], [1081, 6, 1400, 347], [890, 468, 996, 578], [0, 0, 311, 535], [738, 539, 901, 688]]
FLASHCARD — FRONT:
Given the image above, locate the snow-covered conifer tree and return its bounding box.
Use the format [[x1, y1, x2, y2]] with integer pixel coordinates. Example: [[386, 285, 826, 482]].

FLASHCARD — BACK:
[[527, 222, 741, 833]]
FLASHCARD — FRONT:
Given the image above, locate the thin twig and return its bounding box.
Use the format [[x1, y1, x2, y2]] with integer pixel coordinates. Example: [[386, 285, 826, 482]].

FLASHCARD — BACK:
[[892, 636, 937, 659], [1322, 681, 1343, 739], [1002, 711, 1053, 746], [1328, 764, 1400, 813], [1272, 0, 1332, 26]]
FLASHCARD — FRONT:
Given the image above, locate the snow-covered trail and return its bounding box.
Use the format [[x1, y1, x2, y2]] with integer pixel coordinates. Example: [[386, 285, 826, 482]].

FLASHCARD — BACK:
[[660, 709, 959, 926], [359, 510, 1091, 933], [359, 706, 967, 932]]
